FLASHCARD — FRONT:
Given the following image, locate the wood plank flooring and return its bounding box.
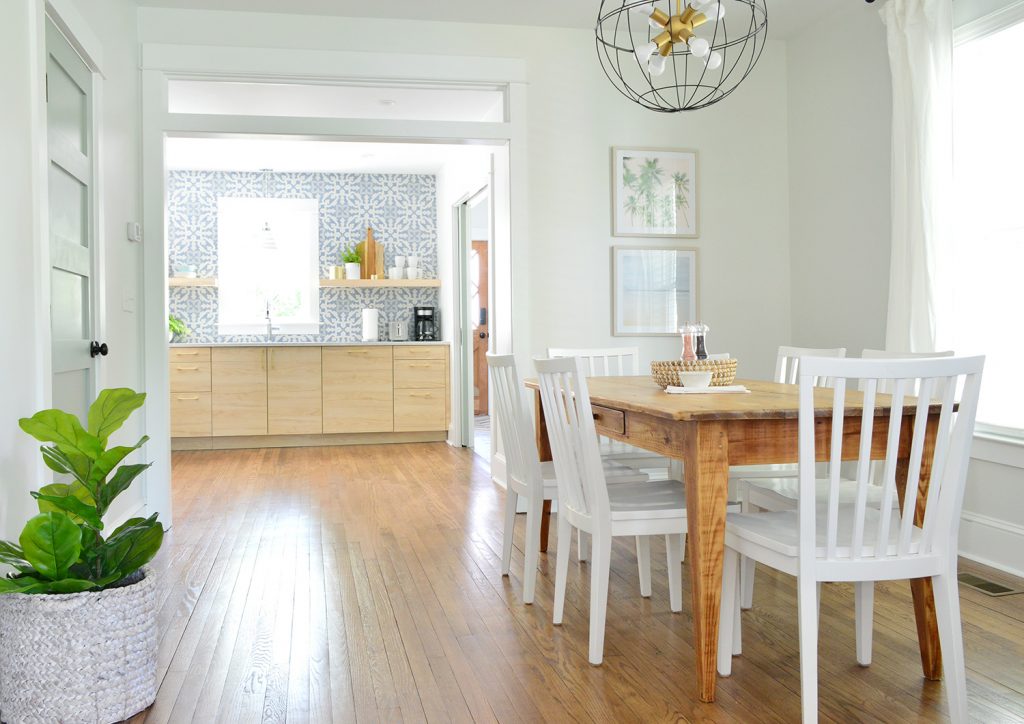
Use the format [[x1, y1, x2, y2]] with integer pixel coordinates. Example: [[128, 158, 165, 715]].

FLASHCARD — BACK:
[[134, 444, 1024, 723]]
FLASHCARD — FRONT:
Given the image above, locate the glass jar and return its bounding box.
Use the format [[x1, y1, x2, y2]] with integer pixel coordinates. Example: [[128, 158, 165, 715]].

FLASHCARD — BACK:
[[694, 322, 709, 360], [680, 322, 697, 362]]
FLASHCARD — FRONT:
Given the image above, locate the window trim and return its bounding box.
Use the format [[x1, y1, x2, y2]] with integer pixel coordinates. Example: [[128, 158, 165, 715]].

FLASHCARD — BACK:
[[955, 0, 1024, 44]]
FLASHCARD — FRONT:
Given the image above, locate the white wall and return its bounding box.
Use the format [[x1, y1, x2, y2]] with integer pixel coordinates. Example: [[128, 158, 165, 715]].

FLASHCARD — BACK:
[[787, 4, 892, 354], [137, 8, 792, 382]]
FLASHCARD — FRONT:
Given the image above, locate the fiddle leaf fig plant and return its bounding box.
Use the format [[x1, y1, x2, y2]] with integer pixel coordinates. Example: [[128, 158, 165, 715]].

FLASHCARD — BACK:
[[0, 388, 164, 595]]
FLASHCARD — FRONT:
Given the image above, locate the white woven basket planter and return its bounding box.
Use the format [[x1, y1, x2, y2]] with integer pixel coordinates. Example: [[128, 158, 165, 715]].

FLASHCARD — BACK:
[[0, 568, 158, 724]]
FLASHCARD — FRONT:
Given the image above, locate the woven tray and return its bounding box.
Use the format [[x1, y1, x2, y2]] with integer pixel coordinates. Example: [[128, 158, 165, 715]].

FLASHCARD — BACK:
[[651, 358, 738, 388]]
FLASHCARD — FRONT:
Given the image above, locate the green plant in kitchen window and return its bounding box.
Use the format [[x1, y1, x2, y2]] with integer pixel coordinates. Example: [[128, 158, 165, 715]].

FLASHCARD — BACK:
[[0, 388, 164, 594], [168, 314, 187, 338], [341, 246, 362, 264]]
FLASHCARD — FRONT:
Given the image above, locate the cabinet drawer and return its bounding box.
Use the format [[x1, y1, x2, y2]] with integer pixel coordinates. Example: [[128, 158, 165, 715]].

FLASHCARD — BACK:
[[169, 347, 210, 363], [169, 361, 211, 392], [394, 389, 447, 432], [394, 359, 446, 389], [394, 345, 447, 360], [592, 405, 625, 436], [171, 392, 211, 437], [327, 345, 394, 362]]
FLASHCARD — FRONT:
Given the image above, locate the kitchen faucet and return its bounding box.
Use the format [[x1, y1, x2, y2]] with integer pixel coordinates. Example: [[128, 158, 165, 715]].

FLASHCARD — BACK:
[[265, 300, 280, 340]]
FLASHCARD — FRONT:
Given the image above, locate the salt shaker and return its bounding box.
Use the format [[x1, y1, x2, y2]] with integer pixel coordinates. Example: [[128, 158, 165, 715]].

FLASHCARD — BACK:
[[680, 322, 697, 362]]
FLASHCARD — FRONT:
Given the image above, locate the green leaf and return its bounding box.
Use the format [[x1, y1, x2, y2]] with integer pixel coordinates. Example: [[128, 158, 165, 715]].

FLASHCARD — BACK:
[[19, 512, 82, 581], [101, 514, 163, 577], [0, 575, 51, 594], [45, 578, 97, 594], [86, 436, 148, 487], [98, 462, 151, 513], [32, 486, 102, 530], [0, 541, 30, 568], [87, 388, 146, 446], [40, 446, 90, 486], [19, 410, 102, 462]]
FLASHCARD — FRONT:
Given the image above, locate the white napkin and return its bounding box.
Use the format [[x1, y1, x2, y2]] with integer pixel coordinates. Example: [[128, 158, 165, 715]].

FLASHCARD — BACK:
[[665, 384, 750, 394]]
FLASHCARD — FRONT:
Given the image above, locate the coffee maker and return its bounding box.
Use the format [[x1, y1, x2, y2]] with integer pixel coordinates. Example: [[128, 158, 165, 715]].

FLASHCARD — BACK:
[[413, 307, 439, 341]]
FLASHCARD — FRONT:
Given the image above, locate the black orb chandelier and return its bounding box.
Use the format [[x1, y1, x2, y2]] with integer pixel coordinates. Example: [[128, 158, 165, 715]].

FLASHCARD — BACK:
[[595, 0, 768, 112]]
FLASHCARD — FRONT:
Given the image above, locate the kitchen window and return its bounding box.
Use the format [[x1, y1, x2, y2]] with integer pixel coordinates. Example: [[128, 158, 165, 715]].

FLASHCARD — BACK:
[[950, 10, 1024, 435], [217, 197, 320, 335]]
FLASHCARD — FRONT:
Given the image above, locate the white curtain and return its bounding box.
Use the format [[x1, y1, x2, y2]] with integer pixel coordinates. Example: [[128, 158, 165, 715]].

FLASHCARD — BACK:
[[880, 0, 954, 353]]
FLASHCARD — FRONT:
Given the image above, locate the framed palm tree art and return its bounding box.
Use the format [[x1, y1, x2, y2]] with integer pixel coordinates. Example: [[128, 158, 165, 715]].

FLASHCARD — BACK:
[[611, 147, 698, 238]]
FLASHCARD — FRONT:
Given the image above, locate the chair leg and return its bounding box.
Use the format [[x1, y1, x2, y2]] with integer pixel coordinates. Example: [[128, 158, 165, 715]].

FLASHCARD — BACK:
[[739, 487, 756, 610], [855, 581, 874, 666], [718, 547, 740, 676], [578, 529, 590, 562], [636, 535, 652, 598], [522, 495, 543, 605], [797, 576, 820, 724], [501, 489, 518, 576], [589, 534, 612, 665], [552, 514, 572, 625], [933, 567, 968, 723], [666, 533, 683, 612]]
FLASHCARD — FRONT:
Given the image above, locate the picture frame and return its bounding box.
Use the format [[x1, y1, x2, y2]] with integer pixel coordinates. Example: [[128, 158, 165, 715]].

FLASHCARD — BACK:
[[612, 245, 699, 337], [611, 147, 699, 238]]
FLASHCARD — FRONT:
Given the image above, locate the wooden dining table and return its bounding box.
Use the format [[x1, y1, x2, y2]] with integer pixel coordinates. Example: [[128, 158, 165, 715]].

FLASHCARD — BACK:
[[524, 375, 945, 703]]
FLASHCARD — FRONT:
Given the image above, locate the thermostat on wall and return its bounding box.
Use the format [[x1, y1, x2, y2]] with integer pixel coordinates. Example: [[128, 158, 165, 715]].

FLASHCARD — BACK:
[[126, 222, 142, 243]]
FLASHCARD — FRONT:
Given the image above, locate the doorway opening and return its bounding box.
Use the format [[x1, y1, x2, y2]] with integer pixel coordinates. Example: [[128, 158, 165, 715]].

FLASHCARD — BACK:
[[468, 191, 491, 460]]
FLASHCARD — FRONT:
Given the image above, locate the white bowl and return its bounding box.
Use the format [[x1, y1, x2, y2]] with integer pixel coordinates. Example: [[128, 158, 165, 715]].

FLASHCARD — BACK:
[[677, 371, 713, 388]]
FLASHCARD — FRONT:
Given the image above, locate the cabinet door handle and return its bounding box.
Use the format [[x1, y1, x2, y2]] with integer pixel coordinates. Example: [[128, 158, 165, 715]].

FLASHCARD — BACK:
[[176, 366, 199, 371], [177, 395, 199, 401], [408, 363, 433, 368], [176, 350, 199, 356], [408, 392, 433, 398]]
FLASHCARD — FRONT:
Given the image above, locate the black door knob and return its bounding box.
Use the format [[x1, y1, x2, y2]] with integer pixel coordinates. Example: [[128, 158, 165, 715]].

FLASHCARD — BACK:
[[478, 332, 488, 339], [90, 341, 108, 358]]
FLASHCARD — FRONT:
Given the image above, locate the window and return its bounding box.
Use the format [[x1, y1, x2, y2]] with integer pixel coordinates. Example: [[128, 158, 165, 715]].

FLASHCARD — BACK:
[[217, 197, 320, 335], [951, 13, 1024, 434]]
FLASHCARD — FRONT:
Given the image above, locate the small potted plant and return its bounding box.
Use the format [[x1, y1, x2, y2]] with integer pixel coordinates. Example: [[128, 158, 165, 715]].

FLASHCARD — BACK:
[[341, 245, 362, 280], [0, 389, 164, 723], [168, 314, 187, 342]]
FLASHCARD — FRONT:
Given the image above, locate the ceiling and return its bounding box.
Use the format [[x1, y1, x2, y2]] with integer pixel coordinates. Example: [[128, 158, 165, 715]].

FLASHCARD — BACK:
[[135, 0, 848, 40], [165, 138, 494, 174]]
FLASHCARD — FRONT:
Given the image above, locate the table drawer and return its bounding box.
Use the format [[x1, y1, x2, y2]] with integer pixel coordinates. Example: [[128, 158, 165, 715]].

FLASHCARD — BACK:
[[170, 392, 211, 437], [394, 345, 447, 360], [592, 405, 625, 436], [169, 361, 211, 392], [394, 359, 446, 389], [394, 389, 447, 432], [169, 347, 210, 363]]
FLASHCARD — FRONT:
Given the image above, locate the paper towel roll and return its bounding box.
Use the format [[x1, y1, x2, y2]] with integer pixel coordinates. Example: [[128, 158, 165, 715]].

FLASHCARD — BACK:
[[361, 308, 379, 342]]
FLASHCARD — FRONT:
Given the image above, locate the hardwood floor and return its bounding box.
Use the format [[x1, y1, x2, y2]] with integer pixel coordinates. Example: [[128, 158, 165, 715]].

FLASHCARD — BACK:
[[135, 444, 1024, 723]]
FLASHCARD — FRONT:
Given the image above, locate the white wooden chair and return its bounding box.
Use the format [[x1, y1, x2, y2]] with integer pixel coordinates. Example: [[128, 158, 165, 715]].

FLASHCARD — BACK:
[[548, 347, 674, 478], [718, 355, 984, 723], [486, 354, 649, 604], [535, 355, 689, 665]]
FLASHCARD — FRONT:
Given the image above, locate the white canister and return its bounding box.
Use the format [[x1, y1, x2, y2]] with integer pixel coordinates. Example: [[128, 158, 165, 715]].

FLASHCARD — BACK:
[[361, 308, 379, 342]]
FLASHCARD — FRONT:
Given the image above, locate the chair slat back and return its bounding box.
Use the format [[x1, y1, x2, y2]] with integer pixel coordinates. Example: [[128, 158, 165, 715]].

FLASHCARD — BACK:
[[798, 355, 984, 566], [534, 356, 610, 529], [486, 354, 543, 498], [776, 345, 847, 386], [548, 347, 640, 377], [860, 349, 955, 395]]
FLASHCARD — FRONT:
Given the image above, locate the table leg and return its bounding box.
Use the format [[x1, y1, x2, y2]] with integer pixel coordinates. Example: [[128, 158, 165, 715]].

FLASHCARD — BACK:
[[897, 415, 943, 680], [682, 420, 731, 703], [534, 391, 553, 553]]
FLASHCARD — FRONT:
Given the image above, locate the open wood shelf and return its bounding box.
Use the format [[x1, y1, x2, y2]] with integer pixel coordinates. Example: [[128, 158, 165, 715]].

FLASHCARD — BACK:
[[319, 278, 441, 288], [169, 277, 217, 287]]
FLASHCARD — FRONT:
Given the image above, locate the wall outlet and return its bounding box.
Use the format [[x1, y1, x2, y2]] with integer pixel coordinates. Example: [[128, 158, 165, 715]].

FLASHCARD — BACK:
[[126, 221, 142, 243]]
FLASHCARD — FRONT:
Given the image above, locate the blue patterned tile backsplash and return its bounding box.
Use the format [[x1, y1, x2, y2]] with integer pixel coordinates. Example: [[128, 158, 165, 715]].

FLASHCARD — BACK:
[[167, 170, 439, 343]]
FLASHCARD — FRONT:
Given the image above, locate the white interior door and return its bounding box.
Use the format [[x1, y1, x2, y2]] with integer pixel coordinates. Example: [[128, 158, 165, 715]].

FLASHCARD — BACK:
[[46, 19, 98, 422]]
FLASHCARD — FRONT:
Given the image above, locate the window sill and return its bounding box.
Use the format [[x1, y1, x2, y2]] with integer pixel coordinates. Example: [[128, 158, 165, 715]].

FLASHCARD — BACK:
[[217, 323, 321, 335]]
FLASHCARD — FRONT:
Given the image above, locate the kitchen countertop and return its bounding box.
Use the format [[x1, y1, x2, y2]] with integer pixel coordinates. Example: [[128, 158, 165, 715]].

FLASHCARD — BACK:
[[170, 341, 448, 348]]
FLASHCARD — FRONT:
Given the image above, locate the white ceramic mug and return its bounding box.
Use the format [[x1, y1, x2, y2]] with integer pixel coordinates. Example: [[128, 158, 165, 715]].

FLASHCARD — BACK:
[[406, 267, 421, 280], [394, 256, 407, 268], [407, 255, 420, 268], [388, 266, 401, 279]]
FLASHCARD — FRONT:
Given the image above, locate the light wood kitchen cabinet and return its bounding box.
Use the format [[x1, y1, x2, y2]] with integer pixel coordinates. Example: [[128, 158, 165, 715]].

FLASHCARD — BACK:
[[323, 346, 393, 433], [211, 347, 268, 436], [394, 358, 446, 389], [170, 347, 212, 436], [268, 347, 322, 435], [393, 345, 449, 432], [170, 393, 212, 437], [394, 389, 447, 432]]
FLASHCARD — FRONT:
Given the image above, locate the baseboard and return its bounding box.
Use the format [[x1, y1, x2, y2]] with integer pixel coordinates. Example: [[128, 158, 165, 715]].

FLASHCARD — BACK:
[[172, 430, 447, 451], [959, 510, 1024, 579]]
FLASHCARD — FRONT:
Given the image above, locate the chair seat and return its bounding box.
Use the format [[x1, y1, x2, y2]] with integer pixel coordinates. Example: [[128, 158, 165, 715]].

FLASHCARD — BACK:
[[726, 506, 923, 559], [540, 459, 649, 488], [742, 476, 902, 512], [601, 438, 668, 462], [609, 479, 687, 520]]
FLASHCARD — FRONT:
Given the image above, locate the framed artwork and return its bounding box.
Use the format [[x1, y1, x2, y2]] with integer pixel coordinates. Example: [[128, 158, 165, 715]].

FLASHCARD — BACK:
[[611, 147, 699, 238], [612, 245, 698, 337]]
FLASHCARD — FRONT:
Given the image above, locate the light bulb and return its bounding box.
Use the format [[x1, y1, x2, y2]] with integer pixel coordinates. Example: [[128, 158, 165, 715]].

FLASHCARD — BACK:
[[688, 37, 710, 58], [629, 4, 663, 29], [705, 50, 723, 70], [634, 41, 658, 64], [703, 2, 725, 21], [649, 52, 668, 77]]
